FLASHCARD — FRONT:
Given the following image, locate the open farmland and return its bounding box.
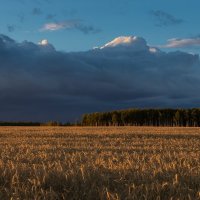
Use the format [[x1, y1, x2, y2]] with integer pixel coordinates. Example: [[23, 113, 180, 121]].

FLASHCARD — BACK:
[[0, 126, 200, 199]]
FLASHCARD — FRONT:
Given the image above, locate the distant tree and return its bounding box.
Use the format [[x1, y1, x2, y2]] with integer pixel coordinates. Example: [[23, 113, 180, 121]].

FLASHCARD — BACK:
[[112, 112, 121, 126], [174, 111, 180, 126]]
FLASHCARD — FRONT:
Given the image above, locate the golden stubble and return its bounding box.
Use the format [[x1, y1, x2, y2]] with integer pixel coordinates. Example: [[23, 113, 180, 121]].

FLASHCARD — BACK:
[[0, 126, 199, 199]]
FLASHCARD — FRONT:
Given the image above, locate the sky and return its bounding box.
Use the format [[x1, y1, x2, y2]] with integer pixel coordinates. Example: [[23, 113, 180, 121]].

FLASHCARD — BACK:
[[1, 0, 200, 122], [1, 0, 200, 52]]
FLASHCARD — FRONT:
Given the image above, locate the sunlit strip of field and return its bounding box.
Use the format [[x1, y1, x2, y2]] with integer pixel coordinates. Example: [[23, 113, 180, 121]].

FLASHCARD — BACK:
[[0, 126, 199, 199]]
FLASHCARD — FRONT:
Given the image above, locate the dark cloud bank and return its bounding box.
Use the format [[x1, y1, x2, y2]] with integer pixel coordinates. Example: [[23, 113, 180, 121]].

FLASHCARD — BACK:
[[0, 34, 200, 122]]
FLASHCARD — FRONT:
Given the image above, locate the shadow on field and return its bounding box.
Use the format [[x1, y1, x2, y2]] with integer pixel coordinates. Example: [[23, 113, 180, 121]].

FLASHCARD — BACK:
[[40, 167, 200, 199]]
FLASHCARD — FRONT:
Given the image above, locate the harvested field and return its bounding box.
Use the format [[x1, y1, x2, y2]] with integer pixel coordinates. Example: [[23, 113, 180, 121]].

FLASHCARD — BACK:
[[0, 126, 199, 199]]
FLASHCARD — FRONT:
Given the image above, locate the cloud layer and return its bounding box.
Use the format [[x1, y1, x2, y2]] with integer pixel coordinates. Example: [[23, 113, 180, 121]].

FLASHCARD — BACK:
[[0, 34, 200, 122]]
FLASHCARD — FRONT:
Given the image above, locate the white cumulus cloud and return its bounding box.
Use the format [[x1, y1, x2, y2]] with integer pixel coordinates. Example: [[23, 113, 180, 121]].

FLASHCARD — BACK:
[[100, 36, 147, 50], [98, 36, 160, 54], [38, 39, 49, 46]]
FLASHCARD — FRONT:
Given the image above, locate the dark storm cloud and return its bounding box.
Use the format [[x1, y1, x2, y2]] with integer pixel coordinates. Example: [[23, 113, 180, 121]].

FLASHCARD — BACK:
[[0, 34, 200, 122], [150, 10, 184, 27]]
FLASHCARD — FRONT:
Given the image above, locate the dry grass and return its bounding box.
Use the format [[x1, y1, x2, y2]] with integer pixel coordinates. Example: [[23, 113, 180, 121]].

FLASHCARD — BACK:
[[0, 126, 199, 199]]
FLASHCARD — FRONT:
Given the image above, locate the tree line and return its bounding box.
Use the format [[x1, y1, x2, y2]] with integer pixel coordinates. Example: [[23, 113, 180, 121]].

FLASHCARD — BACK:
[[81, 108, 200, 127]]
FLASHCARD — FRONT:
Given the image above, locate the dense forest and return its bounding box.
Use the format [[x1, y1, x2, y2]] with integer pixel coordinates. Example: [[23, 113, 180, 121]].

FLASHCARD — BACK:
[[81, 108, 200, 127]]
